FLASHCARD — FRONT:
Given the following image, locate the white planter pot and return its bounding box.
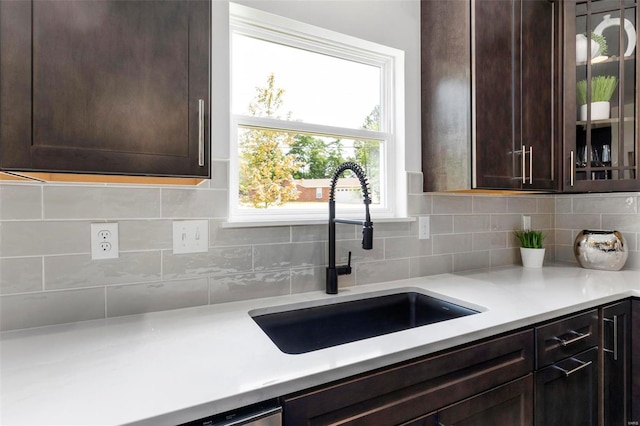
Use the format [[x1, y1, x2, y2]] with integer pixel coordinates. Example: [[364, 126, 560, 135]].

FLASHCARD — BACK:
[[520, 247, 545, 268], [579, 101, 610, 121]]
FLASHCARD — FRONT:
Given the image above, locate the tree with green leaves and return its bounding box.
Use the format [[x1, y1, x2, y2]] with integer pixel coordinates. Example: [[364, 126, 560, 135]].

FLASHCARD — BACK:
[[289, 135, 346, 179], [239, 73, 302, 208], [354, 105, 381, 201]]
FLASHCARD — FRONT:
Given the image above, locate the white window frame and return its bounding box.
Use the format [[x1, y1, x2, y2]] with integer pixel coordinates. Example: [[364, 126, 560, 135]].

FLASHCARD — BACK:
[[228, 3, 406, 223]]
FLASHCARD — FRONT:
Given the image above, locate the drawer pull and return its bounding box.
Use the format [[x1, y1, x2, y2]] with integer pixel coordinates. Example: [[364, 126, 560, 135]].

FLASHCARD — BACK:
[[552, 358, 592, 377], [603, 315, 618, 361], [552, 330, 590, 346]]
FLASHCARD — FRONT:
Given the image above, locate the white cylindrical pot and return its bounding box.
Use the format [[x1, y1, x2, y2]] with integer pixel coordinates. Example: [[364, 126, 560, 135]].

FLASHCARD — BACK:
[[520, 247, 545, 268], [579, 101, 610, 121]]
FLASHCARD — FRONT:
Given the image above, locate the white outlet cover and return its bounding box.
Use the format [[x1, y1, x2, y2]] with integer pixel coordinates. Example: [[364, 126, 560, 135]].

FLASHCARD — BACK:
[[91, 222, 119, 260], [173, 220, 209, 254], [418, 216, 430, 240]]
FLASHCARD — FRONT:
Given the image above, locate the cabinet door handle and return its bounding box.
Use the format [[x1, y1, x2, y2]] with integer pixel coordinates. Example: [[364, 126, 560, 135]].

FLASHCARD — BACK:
[[570, 150, 575, 187], [552, 357, 593, 377], [528, 145, 533, 183], [521, 146, 533, 184], [198, 99, 205, 167], [552, 330, 591, 346], [603, 315, 618, 361]]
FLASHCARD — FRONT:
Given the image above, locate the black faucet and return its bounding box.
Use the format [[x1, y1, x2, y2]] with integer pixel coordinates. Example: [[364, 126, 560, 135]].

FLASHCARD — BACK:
[[326, 162, 373, 294]]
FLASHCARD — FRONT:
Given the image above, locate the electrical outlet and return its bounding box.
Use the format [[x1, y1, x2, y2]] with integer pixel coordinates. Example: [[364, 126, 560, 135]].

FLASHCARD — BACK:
[[522, 215, 531, 231], [173, 220, 209, 254], [91, 222, 119, 260], [418, 216, 430, 240]]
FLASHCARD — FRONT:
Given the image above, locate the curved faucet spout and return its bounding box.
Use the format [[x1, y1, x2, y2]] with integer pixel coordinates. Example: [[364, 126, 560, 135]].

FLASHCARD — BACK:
[[327, 162, 374, 294]]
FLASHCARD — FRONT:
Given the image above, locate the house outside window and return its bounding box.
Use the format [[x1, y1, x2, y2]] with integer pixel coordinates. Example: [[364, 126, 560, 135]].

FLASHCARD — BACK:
[[229, 3, 405, 222]]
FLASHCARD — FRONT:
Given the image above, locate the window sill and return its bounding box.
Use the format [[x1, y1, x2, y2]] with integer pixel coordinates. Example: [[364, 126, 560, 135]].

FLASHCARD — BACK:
[[221, 216, 416, 229]]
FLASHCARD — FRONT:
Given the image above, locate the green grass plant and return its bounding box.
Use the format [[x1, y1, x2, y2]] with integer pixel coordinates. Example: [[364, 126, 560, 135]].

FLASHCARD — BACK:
[[576, 75, 618, 106], [514, 230, 545, 249]]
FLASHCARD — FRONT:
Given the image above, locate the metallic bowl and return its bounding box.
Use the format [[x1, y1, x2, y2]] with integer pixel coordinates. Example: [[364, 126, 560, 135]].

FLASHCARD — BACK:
[[574, 230, 628, 271]]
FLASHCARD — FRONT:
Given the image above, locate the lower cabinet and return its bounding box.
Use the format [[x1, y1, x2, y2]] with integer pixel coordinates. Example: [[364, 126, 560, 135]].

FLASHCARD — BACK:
[[631, 298, 640, 425], [282, 330, 534, 425], [438, 375, 533, 426], [602, 301, 632, 426], [534, 347, 598, 426], [534, 309, 599, 426], [280, 300, 636, 426]]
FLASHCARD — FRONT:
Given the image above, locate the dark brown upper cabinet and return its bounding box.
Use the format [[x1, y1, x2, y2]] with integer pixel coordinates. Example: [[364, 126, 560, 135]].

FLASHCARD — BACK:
[[421, 0, 559, 192], [0, 0, 210, 178], [562, 0, 640, 192]]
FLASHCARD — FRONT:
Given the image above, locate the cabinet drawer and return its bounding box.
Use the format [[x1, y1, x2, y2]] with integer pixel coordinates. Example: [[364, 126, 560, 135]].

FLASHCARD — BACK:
[[282, 329, 534, 425], [535, 309, 598, 368]]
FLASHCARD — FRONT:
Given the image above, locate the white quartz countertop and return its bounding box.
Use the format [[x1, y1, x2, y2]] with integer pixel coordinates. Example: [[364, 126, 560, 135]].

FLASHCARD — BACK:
[[2, 264, 639, 426]]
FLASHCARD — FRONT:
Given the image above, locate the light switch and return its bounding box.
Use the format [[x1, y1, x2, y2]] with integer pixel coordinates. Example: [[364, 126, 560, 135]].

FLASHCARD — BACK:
[[172, 220, 209, 254]]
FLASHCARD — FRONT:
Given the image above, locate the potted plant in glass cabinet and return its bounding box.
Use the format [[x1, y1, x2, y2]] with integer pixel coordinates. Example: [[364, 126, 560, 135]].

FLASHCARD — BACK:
[[563, 0, 640, 192]]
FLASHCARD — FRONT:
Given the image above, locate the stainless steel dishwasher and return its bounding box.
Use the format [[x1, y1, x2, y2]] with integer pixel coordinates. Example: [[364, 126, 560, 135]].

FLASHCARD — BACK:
[[180, 400, 282, 426]]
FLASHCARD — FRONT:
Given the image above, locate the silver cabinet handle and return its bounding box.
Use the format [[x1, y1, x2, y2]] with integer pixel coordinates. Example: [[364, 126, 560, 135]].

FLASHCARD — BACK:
[[552, 357, 592, 377], [198, 99, 205, 167], [529, 145, 533, 183], [570, 150, 574, 187], [552, 330, 591, 346], [603, 315, 618, 361], [522, 146, 533, 184], [522, 144, 526, 183]]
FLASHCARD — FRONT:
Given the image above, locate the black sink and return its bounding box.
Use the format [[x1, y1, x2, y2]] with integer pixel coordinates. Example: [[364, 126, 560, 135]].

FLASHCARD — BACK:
[[251, 292, 479, 354]]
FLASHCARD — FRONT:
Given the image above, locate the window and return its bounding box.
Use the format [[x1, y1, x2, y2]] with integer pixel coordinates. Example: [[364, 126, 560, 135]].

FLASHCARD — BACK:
[[229, 3, 405, 222]]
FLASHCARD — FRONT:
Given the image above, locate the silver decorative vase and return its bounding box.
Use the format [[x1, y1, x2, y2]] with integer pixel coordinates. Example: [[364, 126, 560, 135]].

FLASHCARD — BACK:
[[574, 230, 628, 271]]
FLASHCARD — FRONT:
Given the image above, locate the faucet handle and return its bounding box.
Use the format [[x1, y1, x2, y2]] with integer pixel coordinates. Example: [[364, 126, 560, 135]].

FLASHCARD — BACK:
[[337, 251, 352, 276]]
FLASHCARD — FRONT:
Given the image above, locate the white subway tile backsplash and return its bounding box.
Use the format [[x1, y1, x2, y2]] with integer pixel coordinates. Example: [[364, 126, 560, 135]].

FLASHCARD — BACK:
[[454, 251, 490, 272], [472, 196, 507, 214], [453, 215, 490, 233], [0, 184, 42, 220], [253, 241, 325, 271], [409, 254, 453, 277], [0, 257, 43, 295], [385, 236, 432, 259], [44, 252, 161, 290], [0, 288, 105, 331], [163, 246, 253, 279], [44, 186, 160, 219], [355, 259, 410, 285], [210, 271, 290, 304], [432, 195, 472, 214], [0, 221, 89, 257], [161, 188, 227, 218], [507, 197, 537, 213], [2, 177, 639, 332], [106, 278, 209, 317]]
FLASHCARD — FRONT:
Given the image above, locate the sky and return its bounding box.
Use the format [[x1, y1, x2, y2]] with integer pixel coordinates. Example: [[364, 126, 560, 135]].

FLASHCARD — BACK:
[[231, 33, 381, 130]]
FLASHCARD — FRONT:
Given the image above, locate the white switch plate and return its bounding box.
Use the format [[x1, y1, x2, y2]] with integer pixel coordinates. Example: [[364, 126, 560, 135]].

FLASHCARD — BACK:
[[418, 216, 430, 240], [173, 220, 209, 254], [522, 215, 531, 231], [91, 222, 119, 260]]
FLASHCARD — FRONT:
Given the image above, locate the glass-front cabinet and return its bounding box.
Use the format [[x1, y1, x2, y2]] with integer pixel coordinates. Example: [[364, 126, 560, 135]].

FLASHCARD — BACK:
[[565, 0, 640, 191]]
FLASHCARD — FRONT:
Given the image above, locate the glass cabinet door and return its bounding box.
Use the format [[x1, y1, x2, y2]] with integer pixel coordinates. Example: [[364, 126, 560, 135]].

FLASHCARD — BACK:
[[568, 0, 639, 191]]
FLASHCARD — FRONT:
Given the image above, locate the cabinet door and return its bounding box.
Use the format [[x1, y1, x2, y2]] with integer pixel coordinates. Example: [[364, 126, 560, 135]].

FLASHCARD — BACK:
[[0, 0, 210, 178], [282, 330, 533, 425], [631, 299, 640, 425], [438, 375, 533, 426], [602, 301, 631, 426], [474, 0, 555, 190], [563, 1, 640, 192], [534, 347, 598, 426]]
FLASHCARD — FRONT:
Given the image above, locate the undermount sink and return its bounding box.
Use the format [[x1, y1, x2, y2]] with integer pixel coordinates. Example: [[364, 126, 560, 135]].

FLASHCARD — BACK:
[[250, 290, 480, 354]]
